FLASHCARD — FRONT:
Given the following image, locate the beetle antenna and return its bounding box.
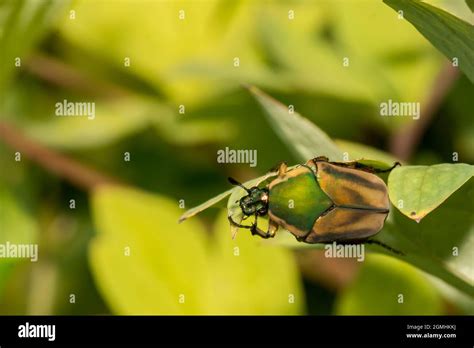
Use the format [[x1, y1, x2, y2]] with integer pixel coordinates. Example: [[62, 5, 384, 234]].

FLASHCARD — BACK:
[[228, 177, 251, 193]]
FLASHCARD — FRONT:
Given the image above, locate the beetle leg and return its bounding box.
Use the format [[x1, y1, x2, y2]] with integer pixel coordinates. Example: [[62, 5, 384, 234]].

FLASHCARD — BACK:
[[356, 161, 401, 174], [277, 162, 288, 177], [248, 215, 277, 239], [250, 224, 271, 238], [306, 156, 329, 169], [250, 215, 267, 238], [267, 219, 279, 238], [364, 239, 404, 255], [314, 156, 329, 162], [268, 161, 288, 176], [370, 161, 401, 173], [268, 161, 288, 178], [250, 225, 276, 239], [228, 215, 253, 229], [229, 215, 277, 239], [323, 160, 401, 174]]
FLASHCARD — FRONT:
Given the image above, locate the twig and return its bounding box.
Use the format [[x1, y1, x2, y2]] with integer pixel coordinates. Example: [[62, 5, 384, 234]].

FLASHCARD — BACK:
[[389, 62, 460, 161], [0, 121, 121, 191], [25, 53, 130, 98]]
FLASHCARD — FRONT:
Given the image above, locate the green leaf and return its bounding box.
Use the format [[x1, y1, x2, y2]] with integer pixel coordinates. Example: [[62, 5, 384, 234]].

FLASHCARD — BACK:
[[330, 0, 442, 106], [160, 118, 235, 146], [0, 186, 38, 247], [0, 0, 70, 93], [178, 188, 234, 223], [255, 0, 443, 106], [25, 99, 162, 149], [58, 0, 266, 106], [91, 186, 213, 314], [91, 186, 302, 314], [335, 254, 443, 315], [248, 86, 343, 162], [466, 0, 474, 12], [388, 163, 474, 221], [256, 9, 380, 102], [335, 139, 401, 167], [24, 97, 232, 150], [0, 186, 38, 302], [0, 263, 15, 301], [210, 211, 304, 314], [384, 0, 474, 83], [374, 179, 474, 298]]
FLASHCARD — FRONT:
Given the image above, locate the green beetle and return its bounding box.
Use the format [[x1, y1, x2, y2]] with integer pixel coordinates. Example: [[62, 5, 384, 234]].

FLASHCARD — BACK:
[[228, 156, 400, 248]]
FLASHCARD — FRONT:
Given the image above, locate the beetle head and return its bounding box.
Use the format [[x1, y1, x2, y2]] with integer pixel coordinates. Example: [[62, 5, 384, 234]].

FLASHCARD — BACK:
[[228, 177, 269, 217]]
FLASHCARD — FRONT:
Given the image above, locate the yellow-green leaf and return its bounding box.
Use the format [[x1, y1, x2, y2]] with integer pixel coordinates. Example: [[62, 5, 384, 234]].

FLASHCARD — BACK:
[[25, 99, 161, 149], [384, 0, 474, 83], [91, 186, 303, 314], [0, 186, 38, 299], [335, 139, 401, 167], [466, 0, 474, 12], [388, 163, 474, 221], [0, 186, 38, 247], [379, 180, 474, 297], [0, 0, 70, 93], [58, 0, 262, 106], [90, 186, 212, 314], [210, 211, 303, 314], [335, 254, 443, 315], [249, 86, 343, 162], [23, 96, 232, 149], [178, 187, 234, 223]]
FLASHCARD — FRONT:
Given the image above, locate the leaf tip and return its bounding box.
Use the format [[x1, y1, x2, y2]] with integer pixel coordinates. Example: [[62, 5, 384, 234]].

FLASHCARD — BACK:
[[407, 210, 427, 223]]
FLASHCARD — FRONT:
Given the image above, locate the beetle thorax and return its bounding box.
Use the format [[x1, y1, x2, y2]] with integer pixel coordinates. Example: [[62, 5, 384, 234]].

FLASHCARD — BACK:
[[239, 187, 269, 216]]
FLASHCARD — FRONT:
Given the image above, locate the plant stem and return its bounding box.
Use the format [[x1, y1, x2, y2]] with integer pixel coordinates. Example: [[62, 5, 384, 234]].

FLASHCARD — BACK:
[[0, 121, 121, 191], [389, 62, 459, 161]]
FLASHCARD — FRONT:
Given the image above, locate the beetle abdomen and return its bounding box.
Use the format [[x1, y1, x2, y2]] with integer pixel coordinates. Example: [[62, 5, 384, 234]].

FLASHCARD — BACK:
[[305, 207, 388, 243], [304, 161, 390, 243]]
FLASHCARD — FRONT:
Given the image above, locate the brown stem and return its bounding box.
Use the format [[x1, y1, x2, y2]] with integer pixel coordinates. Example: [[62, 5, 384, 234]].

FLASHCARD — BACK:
[[0, 121, 121, 191], [389, 63, 460, 161], [25, 53, 130, 98]]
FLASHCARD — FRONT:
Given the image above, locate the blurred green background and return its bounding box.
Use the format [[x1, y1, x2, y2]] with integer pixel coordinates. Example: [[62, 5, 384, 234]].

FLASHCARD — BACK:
[[0, 0, 473, 315]]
